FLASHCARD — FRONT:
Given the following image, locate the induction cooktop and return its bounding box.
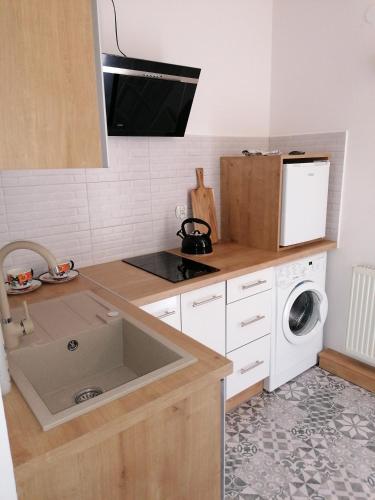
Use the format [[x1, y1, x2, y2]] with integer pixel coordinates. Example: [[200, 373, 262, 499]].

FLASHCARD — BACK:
[[122, 251, 219, 283]]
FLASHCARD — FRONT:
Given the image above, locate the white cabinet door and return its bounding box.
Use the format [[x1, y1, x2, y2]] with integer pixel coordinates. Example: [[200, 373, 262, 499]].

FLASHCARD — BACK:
[[226, 290, 272, 353], [181, 282, 226, 355], [226, 335, 270, 399], [141, 295, 181, 330]]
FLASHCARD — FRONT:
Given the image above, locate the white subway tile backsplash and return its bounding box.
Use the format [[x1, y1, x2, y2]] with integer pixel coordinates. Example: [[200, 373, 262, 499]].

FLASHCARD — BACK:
[[91, 221, 154, 263], [4, 183, 90, 239], [152, 216, 182, 251], [148, 137, 187, 159], [0, 189, 8, 233], [0, 190, 10, 265], [108, 137, 149, 164], [0, 132, 344, 272], [86, 157, 150, 183], [87, 179, 152, 229], [1, 169, 86, 187], [150, 177, 194, 218], [149, 157, 182, 179]]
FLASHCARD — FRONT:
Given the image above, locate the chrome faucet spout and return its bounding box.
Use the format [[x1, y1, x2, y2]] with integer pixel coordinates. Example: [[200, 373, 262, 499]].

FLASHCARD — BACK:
[[0, 241, 59, 349]]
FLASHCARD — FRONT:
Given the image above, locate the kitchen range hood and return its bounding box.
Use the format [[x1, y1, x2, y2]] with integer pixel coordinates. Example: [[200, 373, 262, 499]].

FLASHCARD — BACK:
[[102, 54, 200, 137]]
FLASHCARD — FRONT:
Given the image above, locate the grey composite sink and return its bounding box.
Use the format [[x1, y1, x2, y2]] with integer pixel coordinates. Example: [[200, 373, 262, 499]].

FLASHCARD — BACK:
[[8, 291, 196, 430]]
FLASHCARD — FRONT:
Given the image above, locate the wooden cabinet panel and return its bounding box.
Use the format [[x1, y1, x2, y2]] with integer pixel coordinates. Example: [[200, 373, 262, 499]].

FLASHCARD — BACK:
[[226, 335, 270, 399], [181, 282, 226, 355], [220, 154, 330, 252], [141, 295, 181, 330], [0, 0, 105, 169], [226, 290, 272, 353], [15, 383, 223, 500], [221, 155, 282, 251]]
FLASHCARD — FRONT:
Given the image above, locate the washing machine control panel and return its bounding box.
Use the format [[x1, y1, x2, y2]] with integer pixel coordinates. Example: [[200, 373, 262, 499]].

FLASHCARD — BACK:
[[276, 253, 326, 287]]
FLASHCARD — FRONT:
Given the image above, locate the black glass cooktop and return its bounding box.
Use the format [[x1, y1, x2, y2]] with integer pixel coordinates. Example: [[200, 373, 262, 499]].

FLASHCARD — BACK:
[[122, 251, 219, 283]]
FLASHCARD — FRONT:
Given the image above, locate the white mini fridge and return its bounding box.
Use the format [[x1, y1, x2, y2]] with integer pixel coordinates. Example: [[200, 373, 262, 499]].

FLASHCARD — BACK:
[[280, 161, 330, 246]]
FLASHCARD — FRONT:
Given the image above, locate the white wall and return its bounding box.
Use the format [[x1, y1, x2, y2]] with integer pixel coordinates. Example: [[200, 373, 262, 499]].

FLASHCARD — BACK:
[[0, 385, 17, 500], [270, 0, 375, 354], [97, 0, 273, 137]]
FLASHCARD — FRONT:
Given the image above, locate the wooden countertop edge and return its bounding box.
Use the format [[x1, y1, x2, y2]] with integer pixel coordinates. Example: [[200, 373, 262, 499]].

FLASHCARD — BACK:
[[8, 352, 231, 477], [81, 239, 336, 307], [14, 361, 231, 483], [5, 282, 232, 473], [5, 239, 336, 474]]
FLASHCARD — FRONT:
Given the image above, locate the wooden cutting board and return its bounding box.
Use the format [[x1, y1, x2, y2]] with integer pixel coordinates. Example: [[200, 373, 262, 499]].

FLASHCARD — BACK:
[[191, 168, 219, 243]]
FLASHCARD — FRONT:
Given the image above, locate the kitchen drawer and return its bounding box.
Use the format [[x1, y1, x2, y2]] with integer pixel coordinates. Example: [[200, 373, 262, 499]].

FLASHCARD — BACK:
[[226, 290, 272, 353], [181, 282, 226, 355], [227, 267, 273, 304], [226, 335, 270, 399], [141, 295, 181, 330]]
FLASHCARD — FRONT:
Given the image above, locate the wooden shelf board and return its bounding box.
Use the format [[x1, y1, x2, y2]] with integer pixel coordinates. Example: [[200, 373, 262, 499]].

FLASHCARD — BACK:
[[281, 152, 330, 161]]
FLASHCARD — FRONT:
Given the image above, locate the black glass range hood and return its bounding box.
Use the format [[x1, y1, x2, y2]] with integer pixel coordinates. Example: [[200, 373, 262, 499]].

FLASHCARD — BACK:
[[102, 54, 201, 137]]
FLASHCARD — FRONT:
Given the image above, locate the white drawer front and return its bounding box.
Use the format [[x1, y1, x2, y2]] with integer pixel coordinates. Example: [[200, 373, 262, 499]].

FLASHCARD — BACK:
[[141, 295, 181, 330], [226, 336, 270, 399], [181, 282, 226, 355], [227, 267, 273, 304], [226, 290, 272, 353]]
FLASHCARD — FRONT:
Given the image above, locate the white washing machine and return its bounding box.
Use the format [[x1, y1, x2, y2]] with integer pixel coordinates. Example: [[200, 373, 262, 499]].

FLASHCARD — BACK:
[[265, 253, 328, 392]]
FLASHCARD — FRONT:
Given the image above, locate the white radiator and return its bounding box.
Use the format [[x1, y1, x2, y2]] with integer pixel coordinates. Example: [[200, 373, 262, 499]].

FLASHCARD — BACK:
[[346, 265, 375, 366]]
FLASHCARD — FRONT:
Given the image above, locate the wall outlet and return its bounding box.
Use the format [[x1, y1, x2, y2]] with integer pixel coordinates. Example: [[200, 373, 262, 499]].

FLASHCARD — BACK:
[[175, 205, 187, 220]]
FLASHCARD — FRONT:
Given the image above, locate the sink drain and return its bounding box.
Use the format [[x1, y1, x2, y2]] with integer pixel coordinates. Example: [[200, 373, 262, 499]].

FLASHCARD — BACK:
[[74, 387, 103, 404]]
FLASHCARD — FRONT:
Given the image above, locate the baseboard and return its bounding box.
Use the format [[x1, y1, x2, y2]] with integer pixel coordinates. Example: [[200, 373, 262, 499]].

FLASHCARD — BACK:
[[226, 381, 264, 412], [319, 348, 375, 392]]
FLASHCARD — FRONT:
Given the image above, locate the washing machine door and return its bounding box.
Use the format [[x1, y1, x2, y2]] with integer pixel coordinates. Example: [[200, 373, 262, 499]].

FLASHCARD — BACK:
[[282, 280, 328, 345]]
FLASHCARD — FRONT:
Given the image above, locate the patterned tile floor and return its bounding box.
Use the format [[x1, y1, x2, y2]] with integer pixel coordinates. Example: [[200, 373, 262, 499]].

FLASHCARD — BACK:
[[225, 367, 375, 500]]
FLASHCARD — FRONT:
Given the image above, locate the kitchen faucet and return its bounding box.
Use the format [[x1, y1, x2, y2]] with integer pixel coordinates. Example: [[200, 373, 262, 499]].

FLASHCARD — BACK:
[[0, 241, 59, 350]]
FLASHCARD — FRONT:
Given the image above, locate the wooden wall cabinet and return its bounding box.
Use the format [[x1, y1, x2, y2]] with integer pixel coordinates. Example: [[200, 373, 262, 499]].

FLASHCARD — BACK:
[[0, 0, 107, 169], [220, 153, 329, 251]]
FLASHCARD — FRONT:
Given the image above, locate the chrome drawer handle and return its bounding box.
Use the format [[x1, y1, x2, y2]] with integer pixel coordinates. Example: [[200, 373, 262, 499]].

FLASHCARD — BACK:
[[156, 310, 176, 319], [192, 294, 223, 308], [242, 279, 267, 290], [240, 314, 265, 328], [240, 360, 264, 374]]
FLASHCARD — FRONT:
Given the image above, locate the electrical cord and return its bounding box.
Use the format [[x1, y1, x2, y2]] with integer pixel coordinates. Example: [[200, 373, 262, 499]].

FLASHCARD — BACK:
[[110, 0, 127, 57]]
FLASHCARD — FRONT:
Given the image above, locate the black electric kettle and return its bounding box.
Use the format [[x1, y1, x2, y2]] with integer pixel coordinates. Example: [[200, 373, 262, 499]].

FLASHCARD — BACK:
[[176, 218, 213, 255]]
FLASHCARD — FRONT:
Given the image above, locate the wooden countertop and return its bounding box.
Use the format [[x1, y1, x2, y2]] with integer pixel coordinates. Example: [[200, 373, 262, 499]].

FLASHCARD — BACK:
[[4, 276, 232, 482], [80, 239, 336, 306], [4, 238, 335, 481]]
